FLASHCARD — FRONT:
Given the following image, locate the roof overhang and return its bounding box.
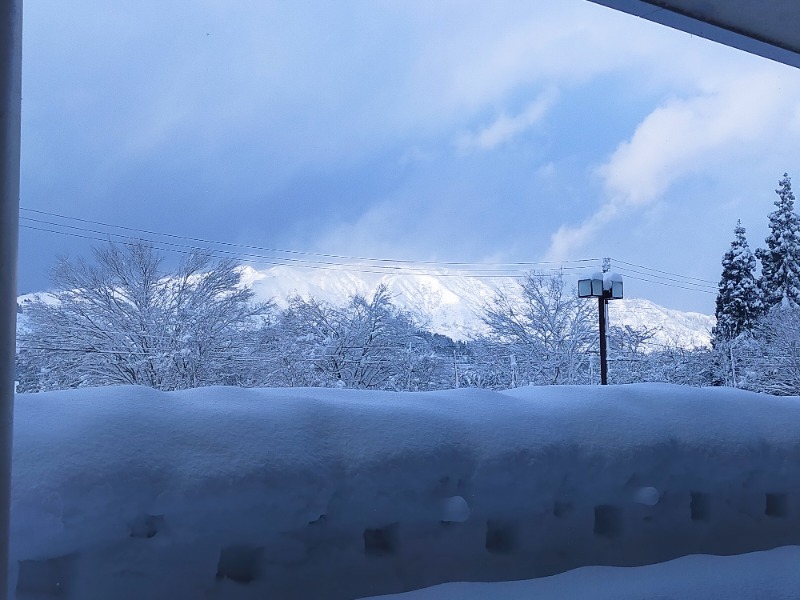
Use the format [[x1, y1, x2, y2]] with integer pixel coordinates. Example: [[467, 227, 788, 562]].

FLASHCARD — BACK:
[[587, 1, 800, 69]]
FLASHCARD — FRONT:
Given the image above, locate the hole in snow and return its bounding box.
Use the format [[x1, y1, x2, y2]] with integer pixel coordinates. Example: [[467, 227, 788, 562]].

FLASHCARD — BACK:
[[553, 500, 573, 518], [594, 505, 623, 538], [128, 514, 165, 539], [363, 524, 398, 557], [216, 545, 261, 584], [485, 520, 517, 554], [765, 493, 788, 518], [690, 492, 711, 521], [17, 554, 75, 598], [441, 496, 470, 523]]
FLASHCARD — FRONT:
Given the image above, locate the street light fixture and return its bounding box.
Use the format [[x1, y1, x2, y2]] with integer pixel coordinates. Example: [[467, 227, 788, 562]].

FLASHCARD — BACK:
[[578, 270, 623, 385]]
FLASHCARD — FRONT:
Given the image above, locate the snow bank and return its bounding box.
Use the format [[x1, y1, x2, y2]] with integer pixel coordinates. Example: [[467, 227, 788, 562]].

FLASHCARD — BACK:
[[10, 384, 800, 599], [361, 546, 800, 600]]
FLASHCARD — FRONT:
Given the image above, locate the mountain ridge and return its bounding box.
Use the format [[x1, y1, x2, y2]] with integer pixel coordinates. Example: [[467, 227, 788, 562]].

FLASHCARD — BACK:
[[240, 265, 715, 348]]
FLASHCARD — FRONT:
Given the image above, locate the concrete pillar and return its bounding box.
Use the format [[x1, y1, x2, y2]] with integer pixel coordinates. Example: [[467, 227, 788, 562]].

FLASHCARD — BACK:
[[0, 1, 23, 598]]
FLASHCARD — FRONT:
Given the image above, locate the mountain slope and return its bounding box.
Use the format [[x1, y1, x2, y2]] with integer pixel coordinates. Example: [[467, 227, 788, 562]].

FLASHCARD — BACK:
[[240, 266, 715, 348]]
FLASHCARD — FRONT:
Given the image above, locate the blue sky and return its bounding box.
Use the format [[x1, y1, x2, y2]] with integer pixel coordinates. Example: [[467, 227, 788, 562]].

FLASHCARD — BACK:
[[19, 1, 800, 313]]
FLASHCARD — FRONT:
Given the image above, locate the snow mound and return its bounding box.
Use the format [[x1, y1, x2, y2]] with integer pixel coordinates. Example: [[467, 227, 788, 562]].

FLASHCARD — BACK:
[[361, 546, 800, 600], [10, 384, 800, 599]]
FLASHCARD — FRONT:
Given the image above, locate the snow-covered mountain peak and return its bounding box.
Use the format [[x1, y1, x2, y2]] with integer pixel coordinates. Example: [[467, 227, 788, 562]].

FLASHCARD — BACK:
[[243, 265, 715, 348]]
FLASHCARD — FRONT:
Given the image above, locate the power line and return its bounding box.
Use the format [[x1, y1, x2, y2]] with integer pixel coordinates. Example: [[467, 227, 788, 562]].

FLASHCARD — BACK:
[[20, 207, 598, 271], [612, 264, 716, 291], [20, 206, 720, 296], [613, 258, 717, 285], [21, 223, 547, 279], [614, 269, 717, 295]]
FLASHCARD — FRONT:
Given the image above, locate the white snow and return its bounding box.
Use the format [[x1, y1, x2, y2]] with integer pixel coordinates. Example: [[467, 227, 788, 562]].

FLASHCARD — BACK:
[[10, 383, 800, 599], [18, 266, 715, 347], [633, 486, 660, 506], [360, 546, 800, 600], [239, 265, 714, 346], [440, 496, 470, 523], [608, 297, 714, 349]]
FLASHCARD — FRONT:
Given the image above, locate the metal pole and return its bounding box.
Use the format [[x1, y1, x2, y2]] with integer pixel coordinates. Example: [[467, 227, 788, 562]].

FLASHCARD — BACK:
[[598, 296, 608, 385], [0, 1, 22, 597]]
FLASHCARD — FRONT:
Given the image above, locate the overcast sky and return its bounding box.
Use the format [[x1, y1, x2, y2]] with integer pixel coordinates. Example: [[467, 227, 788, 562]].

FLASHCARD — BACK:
[[19, 1, 800, 313]]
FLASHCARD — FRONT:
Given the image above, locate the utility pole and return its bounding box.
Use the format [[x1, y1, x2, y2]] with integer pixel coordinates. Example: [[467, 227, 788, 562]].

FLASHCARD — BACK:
[[599, 259, 610, 385], [578, 260, 623, 386], [598, 295, 608, 385]]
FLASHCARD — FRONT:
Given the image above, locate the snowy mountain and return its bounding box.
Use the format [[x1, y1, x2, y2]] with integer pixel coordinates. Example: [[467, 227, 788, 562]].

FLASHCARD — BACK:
[[17, 265, 714, 349], [608, 298, 714, 349], [239, 265, 715, 348]]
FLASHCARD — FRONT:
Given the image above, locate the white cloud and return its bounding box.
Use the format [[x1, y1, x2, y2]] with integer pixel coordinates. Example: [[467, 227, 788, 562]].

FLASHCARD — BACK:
[[601, 71, 787, 207], [536, 162, 556, 179], [546, 204, 618, 262], [546, 67, 800, 261], [456, 89, 557, 153]]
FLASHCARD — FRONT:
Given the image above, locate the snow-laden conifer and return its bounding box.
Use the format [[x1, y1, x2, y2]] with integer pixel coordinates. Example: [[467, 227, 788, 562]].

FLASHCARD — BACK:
[[712, 220, 762, 343], [756, 173, 800, 309]]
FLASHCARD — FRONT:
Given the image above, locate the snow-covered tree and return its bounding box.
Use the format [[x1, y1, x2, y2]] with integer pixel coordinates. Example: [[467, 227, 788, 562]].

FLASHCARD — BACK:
[[605, 323, 660, 384], [712, 220, 762, 344], [756, 173, 800, 309], [261, 285, 434, 390], [17, 242, 271, 391], [734, 306, 800, 395], [452, 338, 516, 390], [481, 272, 596, 385], [639, 345, 714, 387]]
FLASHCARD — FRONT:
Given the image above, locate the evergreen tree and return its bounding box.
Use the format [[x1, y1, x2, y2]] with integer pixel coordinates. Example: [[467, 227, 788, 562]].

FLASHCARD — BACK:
[[712, 220, 762, 343], [756, 173, 800, 309]]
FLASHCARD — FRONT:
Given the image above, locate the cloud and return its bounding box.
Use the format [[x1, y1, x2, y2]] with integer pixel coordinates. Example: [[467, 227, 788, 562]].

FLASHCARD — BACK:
[[600, 72, 786, 208], [456, 89, 557, 153], [546, 68, 800, 261], [546, 204, 618, 262]]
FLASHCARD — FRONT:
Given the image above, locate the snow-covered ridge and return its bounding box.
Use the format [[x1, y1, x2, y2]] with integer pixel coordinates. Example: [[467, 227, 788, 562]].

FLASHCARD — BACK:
[[239, 265, 715, 347], [608, 298, 714, 349], [11, 384, 800, 599], [17, 266, 715, 348]]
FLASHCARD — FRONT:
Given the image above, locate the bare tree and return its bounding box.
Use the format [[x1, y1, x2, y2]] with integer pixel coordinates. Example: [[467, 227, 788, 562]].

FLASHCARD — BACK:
[[481, 272, 596, 385], [17, 242, 272, 391], [261, 285, 433, 390]]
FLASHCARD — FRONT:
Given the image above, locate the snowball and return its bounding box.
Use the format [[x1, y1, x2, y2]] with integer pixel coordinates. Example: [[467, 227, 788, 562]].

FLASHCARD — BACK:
[[441, 496, 470, 523], [634, 486, 660, 506]]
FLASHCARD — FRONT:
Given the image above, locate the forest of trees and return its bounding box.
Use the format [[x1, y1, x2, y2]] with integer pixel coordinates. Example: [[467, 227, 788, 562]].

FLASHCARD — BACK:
[[712, 173, 800, 394], [15, 174, 800, 396], [15, 244, 710, 393]]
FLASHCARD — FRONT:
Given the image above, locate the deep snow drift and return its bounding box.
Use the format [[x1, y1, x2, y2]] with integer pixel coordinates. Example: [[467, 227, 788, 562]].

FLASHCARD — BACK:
[[361, 546, 800, 600], [10, 384, 800, 599]]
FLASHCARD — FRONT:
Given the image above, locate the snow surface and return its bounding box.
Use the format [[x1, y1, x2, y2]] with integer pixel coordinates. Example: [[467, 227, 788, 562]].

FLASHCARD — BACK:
[[360, 546, 800, 600], [10, 383, 800, 599]]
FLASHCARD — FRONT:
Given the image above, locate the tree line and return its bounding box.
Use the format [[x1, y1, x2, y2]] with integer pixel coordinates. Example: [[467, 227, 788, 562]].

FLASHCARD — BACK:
[[711, 173, 800, 394], [15, 242, 708, 393]]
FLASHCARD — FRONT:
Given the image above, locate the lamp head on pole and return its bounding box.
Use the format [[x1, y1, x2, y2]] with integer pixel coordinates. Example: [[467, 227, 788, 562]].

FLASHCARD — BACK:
[[578, 272, 604, 298], [578, 271, 623, 299]]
